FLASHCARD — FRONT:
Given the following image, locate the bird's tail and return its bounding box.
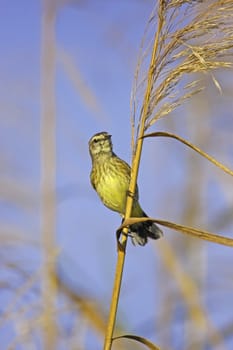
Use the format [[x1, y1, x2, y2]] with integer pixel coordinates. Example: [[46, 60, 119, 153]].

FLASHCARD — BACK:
[[129, 212, 163, 246]]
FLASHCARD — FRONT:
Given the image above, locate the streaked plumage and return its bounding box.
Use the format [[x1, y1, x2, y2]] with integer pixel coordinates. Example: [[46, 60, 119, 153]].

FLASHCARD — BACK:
[[89, 131, 163, 246]]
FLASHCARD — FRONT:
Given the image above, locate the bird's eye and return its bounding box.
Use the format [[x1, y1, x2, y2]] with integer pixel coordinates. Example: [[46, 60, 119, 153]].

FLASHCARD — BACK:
[[93, 138, 98, 143]]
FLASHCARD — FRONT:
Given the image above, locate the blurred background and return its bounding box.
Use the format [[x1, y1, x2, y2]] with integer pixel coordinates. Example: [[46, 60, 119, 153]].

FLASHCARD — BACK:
[[0, 0, 233, 349]]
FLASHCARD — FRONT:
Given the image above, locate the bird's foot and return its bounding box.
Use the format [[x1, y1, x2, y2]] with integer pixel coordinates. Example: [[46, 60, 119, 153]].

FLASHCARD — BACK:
[[116, 225, 132, 251], [116, 228, 124, 251], [126, 190, 137, 201]]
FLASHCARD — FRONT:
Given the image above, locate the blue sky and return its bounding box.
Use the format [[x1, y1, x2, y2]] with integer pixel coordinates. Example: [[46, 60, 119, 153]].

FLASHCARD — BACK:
[[1, 1, 233, 349]]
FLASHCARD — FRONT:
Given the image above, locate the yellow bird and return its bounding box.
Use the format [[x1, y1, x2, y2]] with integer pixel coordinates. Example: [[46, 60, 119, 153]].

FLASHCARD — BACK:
[[89, 131, 163, 246]]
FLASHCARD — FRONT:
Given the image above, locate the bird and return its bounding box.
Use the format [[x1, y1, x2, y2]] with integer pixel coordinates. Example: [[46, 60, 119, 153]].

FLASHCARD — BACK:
[[88, 131, 163, 246]]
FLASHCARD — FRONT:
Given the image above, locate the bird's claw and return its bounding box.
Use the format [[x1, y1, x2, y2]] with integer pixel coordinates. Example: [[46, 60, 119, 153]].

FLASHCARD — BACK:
[[116, 227, 131, 251], [126, 190, 136, 200], [116, 228, 124, 251]]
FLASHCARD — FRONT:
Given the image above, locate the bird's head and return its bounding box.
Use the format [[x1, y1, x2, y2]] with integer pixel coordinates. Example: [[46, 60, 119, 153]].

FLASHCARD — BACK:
[[89, 131, 113, 160]]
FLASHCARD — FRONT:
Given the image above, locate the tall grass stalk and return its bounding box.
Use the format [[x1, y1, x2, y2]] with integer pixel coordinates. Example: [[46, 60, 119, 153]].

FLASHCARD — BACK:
[[103, 8, 163, 350], [40, 1, 58, 348], [104, 0, 233, 348]]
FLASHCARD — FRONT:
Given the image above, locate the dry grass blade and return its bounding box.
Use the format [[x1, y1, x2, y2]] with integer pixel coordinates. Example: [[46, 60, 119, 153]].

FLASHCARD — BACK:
[[0, 269, 40, 328], [142, 131, 233, 176], [113, 335, 160, 350], [41, 0, 58, 347], [58, 48, 108, 122], [56, 274, 107, 336], [158, 240, 227, 349], [119, 217, 233, 247], [131, 0, 233, 135]]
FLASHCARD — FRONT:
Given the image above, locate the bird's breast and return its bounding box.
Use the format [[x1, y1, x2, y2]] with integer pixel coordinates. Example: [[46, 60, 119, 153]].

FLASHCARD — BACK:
[[92, 158, 130, 214]]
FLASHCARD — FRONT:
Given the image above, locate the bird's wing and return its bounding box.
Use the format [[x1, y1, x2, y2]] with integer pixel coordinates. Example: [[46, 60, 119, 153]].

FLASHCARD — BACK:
[[120, 157, 139, 201]]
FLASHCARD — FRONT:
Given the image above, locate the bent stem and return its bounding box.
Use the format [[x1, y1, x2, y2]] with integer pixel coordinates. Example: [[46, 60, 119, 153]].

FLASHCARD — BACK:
[[103, 11, 163, 350]]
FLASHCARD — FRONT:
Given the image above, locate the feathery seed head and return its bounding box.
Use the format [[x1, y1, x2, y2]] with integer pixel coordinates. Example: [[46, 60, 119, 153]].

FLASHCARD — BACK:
[[89, 131, 113, 160]]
